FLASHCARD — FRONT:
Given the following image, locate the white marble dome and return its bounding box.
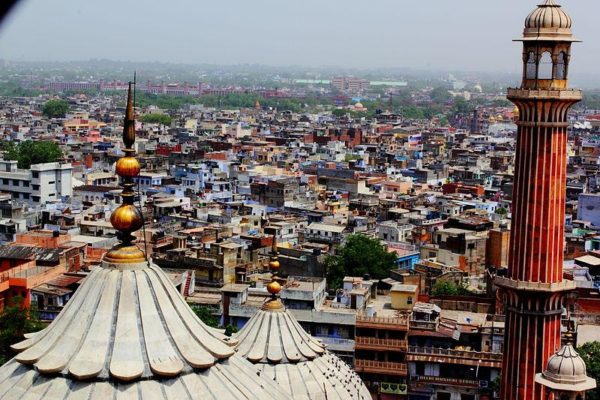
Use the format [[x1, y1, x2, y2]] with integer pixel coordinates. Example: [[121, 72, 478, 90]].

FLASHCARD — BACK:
[[234, 298, 371, 399], [522, 0, 578, 41], [535, 343, 596, 393], [0, 262, 284, 399], [525, 0, 572, 30]]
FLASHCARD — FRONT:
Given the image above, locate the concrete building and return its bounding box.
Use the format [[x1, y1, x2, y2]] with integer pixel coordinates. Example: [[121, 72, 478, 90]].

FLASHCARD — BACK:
[[0, 160, 72, 204], [577, 194, 600, 227]]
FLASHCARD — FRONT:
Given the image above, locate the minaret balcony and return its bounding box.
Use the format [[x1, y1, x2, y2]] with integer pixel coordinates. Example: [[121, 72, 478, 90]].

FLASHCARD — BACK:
[[495, 276, 576, 293], [508, 87, 582, 101]]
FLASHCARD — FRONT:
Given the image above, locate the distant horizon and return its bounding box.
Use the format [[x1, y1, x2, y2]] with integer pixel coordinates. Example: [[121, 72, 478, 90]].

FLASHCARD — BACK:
[[1, 0, 599, 77]]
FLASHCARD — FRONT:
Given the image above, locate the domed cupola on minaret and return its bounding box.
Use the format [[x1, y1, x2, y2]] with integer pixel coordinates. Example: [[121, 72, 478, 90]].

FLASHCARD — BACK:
[[520, 0, 580, 90]]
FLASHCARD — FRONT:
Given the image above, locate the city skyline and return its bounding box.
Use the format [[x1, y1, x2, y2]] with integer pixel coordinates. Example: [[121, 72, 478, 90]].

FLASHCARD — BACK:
[[0, 0, 599, 75]]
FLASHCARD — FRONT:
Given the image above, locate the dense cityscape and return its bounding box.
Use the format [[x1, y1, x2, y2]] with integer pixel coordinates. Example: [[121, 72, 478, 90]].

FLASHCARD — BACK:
[[0, 1, 599, 399]]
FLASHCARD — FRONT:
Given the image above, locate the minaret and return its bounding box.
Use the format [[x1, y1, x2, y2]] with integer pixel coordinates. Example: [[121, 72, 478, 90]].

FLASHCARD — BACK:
[[496, 1, 582, 399]]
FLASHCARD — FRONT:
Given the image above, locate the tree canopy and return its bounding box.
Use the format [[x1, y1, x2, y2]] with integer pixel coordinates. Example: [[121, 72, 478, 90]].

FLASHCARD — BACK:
[[2, 140, 63, 169], [191, 305, 219, 328], [578, 341, 600, 400], [324, 234, 398, 289], [0, 297, 45, 364], [430, 280, 472, 296], [42, 99, 70, 118], [140, 113, 172, 126]]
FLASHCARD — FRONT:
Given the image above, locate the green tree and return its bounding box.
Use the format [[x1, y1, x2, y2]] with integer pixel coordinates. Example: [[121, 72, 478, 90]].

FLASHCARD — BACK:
[[495, 207, 508, 216], [431, 280, 472, 296], [324, 234, 398, 289], [430, 87, 451, 103], [191, 305, 220, 328], [140, 113, 172, 126], [224, 324, 239, 337], [0, 297, 45, 364], [2, 140, 62, 169], [452, 97, 473, 115], [42, 99, 69, 118], [332, 108, 347, 118], [578, 341, 600, 400]]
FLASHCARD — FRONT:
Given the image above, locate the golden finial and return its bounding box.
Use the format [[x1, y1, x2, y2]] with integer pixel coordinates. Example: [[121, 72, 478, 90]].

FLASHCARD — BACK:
[[104, 81, 146, 265], [269, 234, 280, 272], [262, 234, 284, 310]]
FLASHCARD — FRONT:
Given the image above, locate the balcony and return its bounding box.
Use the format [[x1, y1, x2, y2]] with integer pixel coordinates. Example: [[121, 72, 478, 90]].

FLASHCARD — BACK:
[[314, 336, 355, 353], [356, 315, 409, 331], [413, 375, 484, 388], [407, 346, 502, 368], [355, 336, 408, 352], [354, 359, 408, 376], [409, 319, 438, 331]]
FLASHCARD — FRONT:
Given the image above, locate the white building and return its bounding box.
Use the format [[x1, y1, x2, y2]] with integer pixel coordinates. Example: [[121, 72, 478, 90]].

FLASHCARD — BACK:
[[0, 160, 72, 204]]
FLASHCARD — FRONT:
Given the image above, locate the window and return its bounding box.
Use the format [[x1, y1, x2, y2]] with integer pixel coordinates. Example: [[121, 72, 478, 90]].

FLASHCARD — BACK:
[[556, 51, 567, 79], [526, 51, 537, 79], [22, 193, 29, 200], [407, 296, 413, 305], [539, 51, 553, 79], [32, 185, 40, 190], [2, 179, 8, 185], [48, 181, 55, 185], [32, 172, 39, 179], [22, 181, 29, 187], [12, 180, 18, 186]]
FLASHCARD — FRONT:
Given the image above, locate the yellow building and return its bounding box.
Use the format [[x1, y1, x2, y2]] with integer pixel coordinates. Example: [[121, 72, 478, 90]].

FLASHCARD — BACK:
[[390, 284, 418, 311]]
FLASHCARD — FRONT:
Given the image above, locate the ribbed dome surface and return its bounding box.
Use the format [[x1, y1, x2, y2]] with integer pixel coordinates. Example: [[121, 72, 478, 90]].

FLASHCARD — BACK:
[[235, 304, 325, 364], [0, 263, 284, 399], [544, 345, 588, 384], [11, 264, 236, 380], [535, 342, 596, 393], [234, 299, 371, 399], [521, 0, 577, 41], [525, 0, 572, 30]]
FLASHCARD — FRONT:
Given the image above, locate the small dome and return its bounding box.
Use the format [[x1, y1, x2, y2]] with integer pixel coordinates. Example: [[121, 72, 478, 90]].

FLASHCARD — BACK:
[[234, 299, 371, 399], [525, 0, 572, 30], [545, 345, 587, 381], [522, 0, 578, 41], [535, 344, 597, 393], [355, 102, 364, 108]]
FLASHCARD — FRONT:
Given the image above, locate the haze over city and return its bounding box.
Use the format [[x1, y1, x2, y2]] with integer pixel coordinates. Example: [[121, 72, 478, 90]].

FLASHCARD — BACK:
[[1, 1, 600, 399], [1, 0, 599, 75]]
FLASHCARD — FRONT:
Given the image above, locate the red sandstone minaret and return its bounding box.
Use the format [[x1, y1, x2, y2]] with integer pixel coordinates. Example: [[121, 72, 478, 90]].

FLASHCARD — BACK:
[[496, 1, 581, 399]]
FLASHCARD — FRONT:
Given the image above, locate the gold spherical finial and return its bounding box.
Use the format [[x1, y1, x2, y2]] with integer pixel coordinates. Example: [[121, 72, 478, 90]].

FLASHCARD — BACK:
[[116, 156, 141, 178], [110, 204, 144, 232], [267, 281, 281, 295], [269, 259, 280, 271]]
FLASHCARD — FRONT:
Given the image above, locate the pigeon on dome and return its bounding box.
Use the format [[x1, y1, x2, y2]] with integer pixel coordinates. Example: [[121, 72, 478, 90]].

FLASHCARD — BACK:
[[0, 80, 284, 400], [233, 238, 371, 399]]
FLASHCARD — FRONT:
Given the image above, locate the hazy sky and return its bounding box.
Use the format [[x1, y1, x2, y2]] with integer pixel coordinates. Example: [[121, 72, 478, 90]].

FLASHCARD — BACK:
[[0, 0, 598, 74]]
